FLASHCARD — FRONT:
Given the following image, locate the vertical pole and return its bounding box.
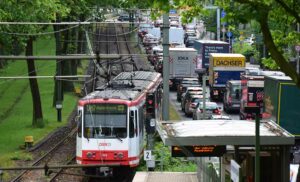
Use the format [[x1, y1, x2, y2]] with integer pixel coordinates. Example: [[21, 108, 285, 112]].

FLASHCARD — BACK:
[[54, 22, 62, 122], [229, 36, 231, 53], [217, 8, 220, 41], [255, 113, 260, 182], [297, 51, 299, 74], [222, 24, 225, 41], [162, 13, 170, 121], [281, 146, 291, 182], [56, 63, 62, 122], [202, 75, 207, 119], [220, 157, 225, 182]]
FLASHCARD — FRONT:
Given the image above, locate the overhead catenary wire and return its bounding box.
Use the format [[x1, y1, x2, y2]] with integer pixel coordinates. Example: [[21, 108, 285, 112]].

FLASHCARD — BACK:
[[0, 22, 91, 25], [0, 24, 81, 36], [87, 26, 139, 37], [0, 75, 91, 79]]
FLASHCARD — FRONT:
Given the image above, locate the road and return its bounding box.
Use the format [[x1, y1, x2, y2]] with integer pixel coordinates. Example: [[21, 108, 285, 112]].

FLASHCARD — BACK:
[[169, 91, 239, 120]]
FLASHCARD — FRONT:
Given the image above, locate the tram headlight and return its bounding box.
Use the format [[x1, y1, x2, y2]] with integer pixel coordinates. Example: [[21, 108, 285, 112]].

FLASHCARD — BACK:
[[86, 152, 93, 159], [118, 152, 124, 159]]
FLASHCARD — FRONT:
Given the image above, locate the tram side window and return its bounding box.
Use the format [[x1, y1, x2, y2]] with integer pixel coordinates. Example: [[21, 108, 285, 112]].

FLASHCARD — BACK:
[[129, 111, 135, 138], [77, 111, 82, 138]]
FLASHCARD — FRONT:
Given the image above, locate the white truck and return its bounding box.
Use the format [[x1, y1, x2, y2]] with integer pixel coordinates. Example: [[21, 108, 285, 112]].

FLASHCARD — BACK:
[[169, 27, 184, 46], [169, 48, 198, 90]]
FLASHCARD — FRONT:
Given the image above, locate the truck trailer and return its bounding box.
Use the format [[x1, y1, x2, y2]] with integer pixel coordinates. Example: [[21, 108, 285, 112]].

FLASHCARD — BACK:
[[264, 76, 300, 136], [193, 40, 229, 71], [239, 75, 265, 120], [209, 53, 245, 101], [169, 48, 198, 90]]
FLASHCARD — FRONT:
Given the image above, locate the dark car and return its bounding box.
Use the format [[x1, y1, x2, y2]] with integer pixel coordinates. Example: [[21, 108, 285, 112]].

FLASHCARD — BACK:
[[177, 82, 200, 102], [185, 35, 197, 47], [118, 15, 130, 21]]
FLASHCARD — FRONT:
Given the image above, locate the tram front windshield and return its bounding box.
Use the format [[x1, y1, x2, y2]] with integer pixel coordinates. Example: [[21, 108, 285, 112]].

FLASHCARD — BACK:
[[84, 104, 127, 139]]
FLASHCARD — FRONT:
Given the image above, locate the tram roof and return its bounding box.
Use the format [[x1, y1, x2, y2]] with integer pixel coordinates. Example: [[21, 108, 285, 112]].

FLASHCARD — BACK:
[[83, 71, 161, 101], [157, 120, 294, 146]]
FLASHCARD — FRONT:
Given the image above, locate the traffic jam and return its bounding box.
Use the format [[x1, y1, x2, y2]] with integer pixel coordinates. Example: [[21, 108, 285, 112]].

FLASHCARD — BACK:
[[137, 10, 292, 122]]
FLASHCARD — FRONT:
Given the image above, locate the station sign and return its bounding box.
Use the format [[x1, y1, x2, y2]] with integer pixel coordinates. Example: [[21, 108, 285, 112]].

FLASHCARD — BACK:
[[171, 145, 226, 157]]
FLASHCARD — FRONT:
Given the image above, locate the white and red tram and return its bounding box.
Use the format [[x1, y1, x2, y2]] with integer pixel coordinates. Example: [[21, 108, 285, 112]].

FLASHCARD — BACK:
[[76, 71, 162, 174]]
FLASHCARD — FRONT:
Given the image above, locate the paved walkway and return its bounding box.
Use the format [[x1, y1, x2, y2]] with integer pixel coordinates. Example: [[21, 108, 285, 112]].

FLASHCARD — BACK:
[[133, 172, 198, 182]]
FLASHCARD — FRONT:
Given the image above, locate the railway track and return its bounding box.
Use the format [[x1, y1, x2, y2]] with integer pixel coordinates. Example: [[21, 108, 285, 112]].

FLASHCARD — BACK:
[[8, 21, 150, 182], [11, 128, 78, 182]]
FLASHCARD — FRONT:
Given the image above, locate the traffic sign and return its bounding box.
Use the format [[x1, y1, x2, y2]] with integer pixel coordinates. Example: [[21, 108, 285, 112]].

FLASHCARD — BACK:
[[227, 31, 233, 38], [144, 150, 152, 161], [221, 10, 226, 18], [295, 45, 300, 52], [222, 27, 226, 33]]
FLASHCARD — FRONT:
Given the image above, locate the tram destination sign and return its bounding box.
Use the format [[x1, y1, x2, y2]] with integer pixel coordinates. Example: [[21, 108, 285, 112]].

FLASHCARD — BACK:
[[171, 145, 226, 157]]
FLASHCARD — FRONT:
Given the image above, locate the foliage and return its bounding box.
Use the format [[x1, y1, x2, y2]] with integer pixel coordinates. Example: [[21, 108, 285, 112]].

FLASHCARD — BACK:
[[261, 57, 280, 70], [0, 0, 70, 52], [126, 0, 300, 86], [233, 42, 260, 62], [217, 0, 300, 86], [0, 37, 77, 168], [137, 141, 197, 172]]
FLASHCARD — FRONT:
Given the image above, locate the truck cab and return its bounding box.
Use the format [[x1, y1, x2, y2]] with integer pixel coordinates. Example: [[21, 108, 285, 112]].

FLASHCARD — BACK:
[[223, 80, 241, 113]]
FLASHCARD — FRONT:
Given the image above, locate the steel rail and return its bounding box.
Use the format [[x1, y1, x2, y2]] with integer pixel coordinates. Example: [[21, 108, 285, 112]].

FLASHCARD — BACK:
[[10, 128, 77, 182]]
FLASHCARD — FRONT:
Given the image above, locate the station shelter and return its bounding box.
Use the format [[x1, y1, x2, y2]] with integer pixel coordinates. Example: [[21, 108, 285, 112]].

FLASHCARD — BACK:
[[156, 120, 294, 182]]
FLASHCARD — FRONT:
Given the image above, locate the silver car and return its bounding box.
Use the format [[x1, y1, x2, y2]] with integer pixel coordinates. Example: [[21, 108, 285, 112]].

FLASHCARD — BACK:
[[193, 102, 221, 120]]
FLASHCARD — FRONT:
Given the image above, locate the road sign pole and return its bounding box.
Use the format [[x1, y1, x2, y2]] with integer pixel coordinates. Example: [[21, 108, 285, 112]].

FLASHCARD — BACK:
[[229, 36, 231, 53], [217, 8, 220, 41]]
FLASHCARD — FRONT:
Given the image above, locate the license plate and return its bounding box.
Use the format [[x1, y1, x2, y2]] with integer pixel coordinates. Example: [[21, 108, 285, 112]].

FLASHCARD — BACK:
[[233, 104, 240, 107], [213, 90, 218, 95]]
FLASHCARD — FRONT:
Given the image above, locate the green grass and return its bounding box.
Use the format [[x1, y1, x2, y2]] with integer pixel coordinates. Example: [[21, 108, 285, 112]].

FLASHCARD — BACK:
[[0, 35, 78, 168], [169, 103, 181, 120]]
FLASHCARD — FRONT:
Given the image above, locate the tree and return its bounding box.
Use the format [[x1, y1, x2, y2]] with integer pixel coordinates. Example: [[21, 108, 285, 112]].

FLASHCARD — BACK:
[[132, 0, 300, 86], [0, 0, 69, 127]]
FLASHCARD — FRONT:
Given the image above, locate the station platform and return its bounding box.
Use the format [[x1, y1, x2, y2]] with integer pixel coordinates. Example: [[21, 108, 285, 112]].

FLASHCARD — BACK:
[[132, 172, 198, 182]]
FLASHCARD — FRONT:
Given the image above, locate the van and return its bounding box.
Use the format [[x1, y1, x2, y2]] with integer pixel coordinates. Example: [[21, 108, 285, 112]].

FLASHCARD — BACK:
[[223, 80, 241, 113]]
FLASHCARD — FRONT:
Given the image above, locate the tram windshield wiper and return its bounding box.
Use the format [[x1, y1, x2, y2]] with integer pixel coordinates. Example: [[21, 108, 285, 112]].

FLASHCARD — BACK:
[[115, 134, 123, 142]]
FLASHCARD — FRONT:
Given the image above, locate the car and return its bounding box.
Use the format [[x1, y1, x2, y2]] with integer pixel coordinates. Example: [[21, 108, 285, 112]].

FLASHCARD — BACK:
[[209, 115, 231, 120], [193, 102, 221, 120], [181, 87, 204, 111], [143, 34, 160, 46], [118, 15, 130, 21], [170, 20, 179, 27], [185, 35, 197, 47], [184, 95, 210, 116], [176, 78, 200, 101]]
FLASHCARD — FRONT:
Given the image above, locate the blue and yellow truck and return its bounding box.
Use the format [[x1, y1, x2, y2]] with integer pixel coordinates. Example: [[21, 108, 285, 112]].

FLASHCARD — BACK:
[[264, 76, 300, 136], [209, 53, 246, 101]]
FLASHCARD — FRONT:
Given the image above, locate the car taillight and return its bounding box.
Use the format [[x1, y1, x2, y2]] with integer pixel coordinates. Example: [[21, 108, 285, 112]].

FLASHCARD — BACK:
[[214, 109, 221, 115], [228, 96, 232, 104], [190, 103, 196, 108]]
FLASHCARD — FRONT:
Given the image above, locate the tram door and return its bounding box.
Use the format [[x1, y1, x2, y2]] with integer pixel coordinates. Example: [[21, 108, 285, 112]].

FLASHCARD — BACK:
[[129, 109, 139, 157]]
